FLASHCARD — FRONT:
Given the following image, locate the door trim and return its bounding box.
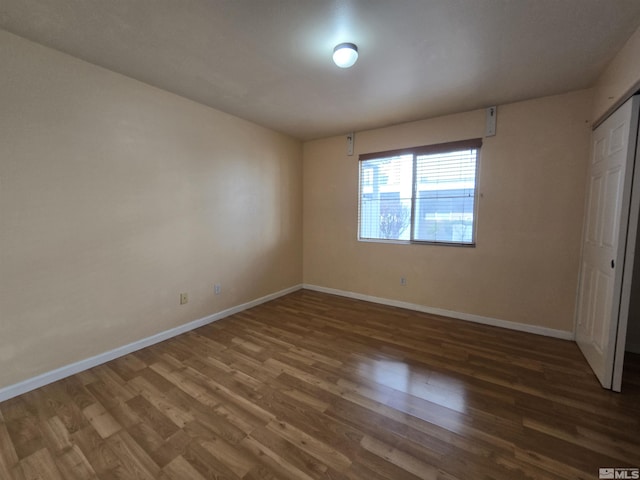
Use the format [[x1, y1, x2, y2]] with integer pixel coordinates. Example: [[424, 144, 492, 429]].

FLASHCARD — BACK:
[[612, 97, 640, 391]]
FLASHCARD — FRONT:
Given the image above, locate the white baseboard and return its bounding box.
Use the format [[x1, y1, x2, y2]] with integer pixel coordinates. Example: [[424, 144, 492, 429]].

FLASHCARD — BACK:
[[626, 343, 640, 354], [0, 284, 303, 403], [303, 284, 574, 341]]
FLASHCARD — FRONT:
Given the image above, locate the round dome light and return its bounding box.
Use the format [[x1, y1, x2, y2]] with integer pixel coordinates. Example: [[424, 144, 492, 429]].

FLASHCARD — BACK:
[[333, 43, 358, 68]]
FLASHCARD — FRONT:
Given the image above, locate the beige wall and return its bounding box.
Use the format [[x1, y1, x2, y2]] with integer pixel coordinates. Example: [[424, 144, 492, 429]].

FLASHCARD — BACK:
[[0, 29, 302, 389], [303, 90, 592, 333], [592, 24, 640, 123]]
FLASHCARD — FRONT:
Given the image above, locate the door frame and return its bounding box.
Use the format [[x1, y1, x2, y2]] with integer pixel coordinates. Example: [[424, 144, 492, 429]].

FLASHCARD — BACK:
[[612, 102, 640, 391]]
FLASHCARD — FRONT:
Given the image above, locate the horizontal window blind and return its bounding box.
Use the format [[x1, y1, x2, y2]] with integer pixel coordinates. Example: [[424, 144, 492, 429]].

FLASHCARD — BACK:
[[414, 148, 477, 243], [358, 139, 481, 245]]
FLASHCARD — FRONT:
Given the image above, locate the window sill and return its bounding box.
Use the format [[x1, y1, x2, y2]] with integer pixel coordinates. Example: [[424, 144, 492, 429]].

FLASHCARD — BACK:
[[358, 238, 476, 247]]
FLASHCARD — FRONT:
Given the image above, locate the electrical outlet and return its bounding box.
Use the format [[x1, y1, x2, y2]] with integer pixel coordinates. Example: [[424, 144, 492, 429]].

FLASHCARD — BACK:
[[214, 284, 221, 295], [400, 277, 407, 286], [180, 292, 188, 305]]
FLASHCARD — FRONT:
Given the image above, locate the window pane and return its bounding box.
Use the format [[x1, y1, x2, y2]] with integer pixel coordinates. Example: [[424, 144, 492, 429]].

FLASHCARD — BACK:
[[359, 154, 413, 240], [413, 149, 477, 244]]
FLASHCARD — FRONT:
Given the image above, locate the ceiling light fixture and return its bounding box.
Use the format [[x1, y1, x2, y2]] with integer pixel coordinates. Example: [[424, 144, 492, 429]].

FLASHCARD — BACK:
[[333, 43, 358, 68]]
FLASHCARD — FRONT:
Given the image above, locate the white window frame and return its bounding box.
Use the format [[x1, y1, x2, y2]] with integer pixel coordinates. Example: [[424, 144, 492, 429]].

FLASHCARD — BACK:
[[358, 138, 482, 247]]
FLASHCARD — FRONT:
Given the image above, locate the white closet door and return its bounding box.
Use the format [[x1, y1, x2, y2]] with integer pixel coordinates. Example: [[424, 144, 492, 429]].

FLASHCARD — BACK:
[[576, 96, 639, 389]]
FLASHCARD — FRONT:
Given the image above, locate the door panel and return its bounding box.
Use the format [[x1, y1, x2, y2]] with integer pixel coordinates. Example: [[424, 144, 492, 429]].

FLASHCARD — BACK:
[[586, 175, 602, 244], [592, 269, 610, 352], [602, 167, 622, 248], [576, 96, 639, 389]]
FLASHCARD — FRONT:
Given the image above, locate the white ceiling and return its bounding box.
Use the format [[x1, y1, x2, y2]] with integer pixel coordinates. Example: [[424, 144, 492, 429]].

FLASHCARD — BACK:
[[2, 1, 640, 140]]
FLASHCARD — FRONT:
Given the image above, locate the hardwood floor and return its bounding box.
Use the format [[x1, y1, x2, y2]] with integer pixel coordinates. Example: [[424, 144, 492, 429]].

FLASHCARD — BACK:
[[1, 289, 639, 479]]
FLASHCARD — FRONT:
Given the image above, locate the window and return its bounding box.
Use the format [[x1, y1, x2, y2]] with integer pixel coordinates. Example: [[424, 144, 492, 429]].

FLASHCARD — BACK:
[[358, 138, 481, 246]]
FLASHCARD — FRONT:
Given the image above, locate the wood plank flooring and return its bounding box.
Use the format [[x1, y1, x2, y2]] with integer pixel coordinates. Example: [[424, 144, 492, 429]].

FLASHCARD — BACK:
[[1, 289, 639, 479]]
